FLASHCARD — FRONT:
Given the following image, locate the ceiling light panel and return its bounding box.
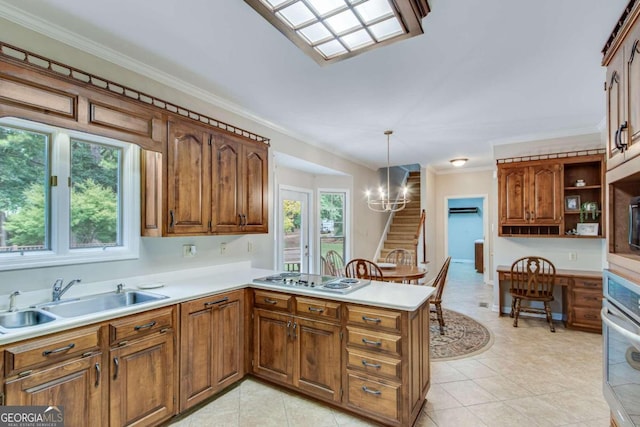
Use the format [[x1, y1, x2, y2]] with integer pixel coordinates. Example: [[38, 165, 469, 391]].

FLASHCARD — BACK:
[[247, 0, 430, 65]]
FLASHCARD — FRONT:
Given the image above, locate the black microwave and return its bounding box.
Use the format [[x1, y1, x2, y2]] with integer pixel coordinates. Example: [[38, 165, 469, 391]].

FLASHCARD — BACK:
[[631, 196, 640, 250]]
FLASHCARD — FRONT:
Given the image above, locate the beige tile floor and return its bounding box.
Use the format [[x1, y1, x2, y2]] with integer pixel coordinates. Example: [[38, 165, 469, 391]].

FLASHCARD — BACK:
[[168, 262, 608, 427]]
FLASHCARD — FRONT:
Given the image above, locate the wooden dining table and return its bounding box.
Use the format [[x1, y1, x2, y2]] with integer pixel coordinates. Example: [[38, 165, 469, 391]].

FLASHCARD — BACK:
[[380, 264, 427, 283]]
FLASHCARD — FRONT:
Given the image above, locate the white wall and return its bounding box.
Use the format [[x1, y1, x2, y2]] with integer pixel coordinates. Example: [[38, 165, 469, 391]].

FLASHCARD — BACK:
[[0, 18, 385, 294]]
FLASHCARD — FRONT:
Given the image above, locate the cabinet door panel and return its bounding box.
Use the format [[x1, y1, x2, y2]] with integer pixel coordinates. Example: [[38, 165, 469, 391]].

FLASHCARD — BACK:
[[253, 309, 293, 384], [626, 25, 640, 163], [141, 150, 163, 237], [216, 297, 243, 388], [211, 137, 241, 232], [167, 120, 210, 234], [5, 354, 105, 427], [296, 318, 341, 402], [607, 51, 626, 169], [499, 166, 528, 225], [180, 303, 215, 410], [530, 164, 561, 224], [110, 332, 175, 427], [242, 143, 268, 232]]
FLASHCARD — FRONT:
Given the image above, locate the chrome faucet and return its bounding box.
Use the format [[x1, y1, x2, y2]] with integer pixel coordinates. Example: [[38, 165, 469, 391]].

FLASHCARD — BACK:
[[8, 291, 20, 312], [52, 278, 82, 301]]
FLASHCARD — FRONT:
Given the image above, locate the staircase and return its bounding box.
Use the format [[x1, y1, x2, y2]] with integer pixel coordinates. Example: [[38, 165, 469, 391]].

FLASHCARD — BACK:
[[378, 171, 422, 263]]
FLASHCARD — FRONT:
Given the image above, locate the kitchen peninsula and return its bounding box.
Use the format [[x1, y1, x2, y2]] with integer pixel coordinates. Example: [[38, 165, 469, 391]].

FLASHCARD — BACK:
[[0, 262, 435, 427]]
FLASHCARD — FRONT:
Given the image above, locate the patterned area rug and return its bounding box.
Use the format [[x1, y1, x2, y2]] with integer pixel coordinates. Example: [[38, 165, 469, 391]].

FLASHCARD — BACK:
[[430, 308, 494, 361]]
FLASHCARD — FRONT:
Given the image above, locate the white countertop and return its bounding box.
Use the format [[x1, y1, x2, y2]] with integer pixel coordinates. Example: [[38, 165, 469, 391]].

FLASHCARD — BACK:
[[0, 262, 435, 345]]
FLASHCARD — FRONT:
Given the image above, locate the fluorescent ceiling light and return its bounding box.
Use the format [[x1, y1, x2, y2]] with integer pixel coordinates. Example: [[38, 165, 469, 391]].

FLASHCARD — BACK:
[[245, 0, 431, 65]]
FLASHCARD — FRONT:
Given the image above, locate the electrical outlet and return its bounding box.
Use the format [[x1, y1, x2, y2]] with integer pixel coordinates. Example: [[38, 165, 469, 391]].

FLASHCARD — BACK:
[[569, 251, 577, 261], [220, 242, 227, 254], [182, 244, 196, 258]]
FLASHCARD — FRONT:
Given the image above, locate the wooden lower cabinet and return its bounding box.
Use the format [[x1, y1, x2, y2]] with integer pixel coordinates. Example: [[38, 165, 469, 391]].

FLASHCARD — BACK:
[[4, 353, 106, 427], [252, 291, 431, 426], [253, 305, 342, 403], [179, 290, 245, 411], [109, 330, 176, 427], [109, 307, 177, 427]]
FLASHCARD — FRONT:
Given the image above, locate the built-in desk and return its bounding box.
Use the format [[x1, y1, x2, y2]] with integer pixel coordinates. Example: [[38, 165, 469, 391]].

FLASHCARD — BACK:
[[496, 265, 603, 333]]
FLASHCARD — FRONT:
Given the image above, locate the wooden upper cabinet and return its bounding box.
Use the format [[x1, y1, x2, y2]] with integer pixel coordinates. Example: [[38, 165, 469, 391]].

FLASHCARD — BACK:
[[241, 142, 269, 233], [499, 165, 528, 225], [166, 120, 211, 235], [607, 46, 626, 170], [498, 161, 562, 236], [624, 23, 640, 164], [499, 163, 561, 226], [529, 163, 562, 225], [211, 132, 269, 234]]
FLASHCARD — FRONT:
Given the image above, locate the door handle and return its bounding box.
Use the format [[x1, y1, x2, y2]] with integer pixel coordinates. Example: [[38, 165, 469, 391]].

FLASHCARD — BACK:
[[95, 363, 101, 387], [113, 357, 119, 380]]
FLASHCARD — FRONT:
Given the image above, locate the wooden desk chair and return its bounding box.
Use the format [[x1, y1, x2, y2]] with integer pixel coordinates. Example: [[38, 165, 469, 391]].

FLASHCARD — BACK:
[[385, 248, 414, 266], [428, 257, 451, 335], [345, 259, 384, 281], [325, 250, 345, 277], [510, 256, 556, 332]]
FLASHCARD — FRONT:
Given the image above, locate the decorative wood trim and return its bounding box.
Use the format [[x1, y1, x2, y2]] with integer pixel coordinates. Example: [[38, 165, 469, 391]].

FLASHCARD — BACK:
[[602, 0, 640, 65], [0, 41, 270, 145], [496, 148, 606, 165]]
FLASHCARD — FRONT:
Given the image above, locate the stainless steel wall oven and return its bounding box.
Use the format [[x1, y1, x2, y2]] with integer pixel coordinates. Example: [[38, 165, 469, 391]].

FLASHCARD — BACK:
[[602, 269, 640, 427]]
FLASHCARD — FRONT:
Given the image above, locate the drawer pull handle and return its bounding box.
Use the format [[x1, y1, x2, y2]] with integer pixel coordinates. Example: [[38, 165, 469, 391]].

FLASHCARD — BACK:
[[362, 338, 382, 346], [361, 385, 382, 395], [362, 316, 381, 323], [95, 363, 101, 387], [308, 307, 325, 313], [361, 360, 381, 369], [134, 320, 157, 331], [264, 298, 278, 305], [584, 314, 598, 320], [205, 297, 229, 307], [42, 343, 75, 356], [113, 357, 119, 380], [582, 282, 599, 288]]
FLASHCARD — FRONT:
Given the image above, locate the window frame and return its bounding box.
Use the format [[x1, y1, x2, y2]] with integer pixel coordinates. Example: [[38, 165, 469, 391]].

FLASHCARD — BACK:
[[0, 118, 140, 271], [317, 188, 350, 271]]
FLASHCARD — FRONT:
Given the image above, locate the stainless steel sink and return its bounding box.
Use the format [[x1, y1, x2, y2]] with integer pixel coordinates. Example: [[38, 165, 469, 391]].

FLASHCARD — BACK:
[[39, 290, 168, 318], [0, 309, 57, 328]]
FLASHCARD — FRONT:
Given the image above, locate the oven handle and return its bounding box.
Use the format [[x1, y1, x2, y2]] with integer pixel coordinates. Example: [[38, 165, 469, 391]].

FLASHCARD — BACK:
[[601, 307, 640, 347]]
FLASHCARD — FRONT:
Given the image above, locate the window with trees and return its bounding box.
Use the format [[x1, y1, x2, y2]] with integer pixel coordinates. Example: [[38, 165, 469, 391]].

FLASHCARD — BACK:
[[0, 118, 139, 270], [319, 191, 347, 265]]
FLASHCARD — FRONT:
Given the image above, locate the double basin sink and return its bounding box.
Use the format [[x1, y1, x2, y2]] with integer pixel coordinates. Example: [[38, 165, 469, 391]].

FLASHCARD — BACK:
[[0, 289, 168, 332]]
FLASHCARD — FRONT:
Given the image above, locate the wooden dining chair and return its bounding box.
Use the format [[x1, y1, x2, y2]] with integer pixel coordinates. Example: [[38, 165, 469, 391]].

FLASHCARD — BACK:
[[385, 248, 413, 266], [325, 250, 345, 277], [345, 259, 384, 281], [510, 256, 556, 332], [428, 257, 451, 335]]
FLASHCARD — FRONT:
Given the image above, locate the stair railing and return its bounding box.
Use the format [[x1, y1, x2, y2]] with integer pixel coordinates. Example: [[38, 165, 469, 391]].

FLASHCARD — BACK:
[[412, 209, 426, 265]]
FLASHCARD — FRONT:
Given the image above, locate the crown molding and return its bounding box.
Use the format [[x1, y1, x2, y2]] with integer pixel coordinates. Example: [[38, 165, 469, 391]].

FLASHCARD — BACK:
[[0, 0, 310, 144]]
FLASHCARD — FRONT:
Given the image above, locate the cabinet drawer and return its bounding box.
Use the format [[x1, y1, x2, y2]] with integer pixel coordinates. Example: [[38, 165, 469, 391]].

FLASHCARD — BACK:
[[346, 372, 400, 422], [346, 306, 401, 332], [254, 290, 292, 312], [296, 297, 341, 322], [347, 327, 402, 356], [572, 289, 602, 308], [572, 278, 602, 291], [346, 348, 401, 381], [556, 276, 570, 287], [571, 307, 602, 327], [109, 306, 174, 345], [4, 325, 101, 376]]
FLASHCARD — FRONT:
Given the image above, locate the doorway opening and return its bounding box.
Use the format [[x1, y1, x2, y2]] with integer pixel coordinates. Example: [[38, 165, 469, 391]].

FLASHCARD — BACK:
[[278, 188, 312, 273]]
